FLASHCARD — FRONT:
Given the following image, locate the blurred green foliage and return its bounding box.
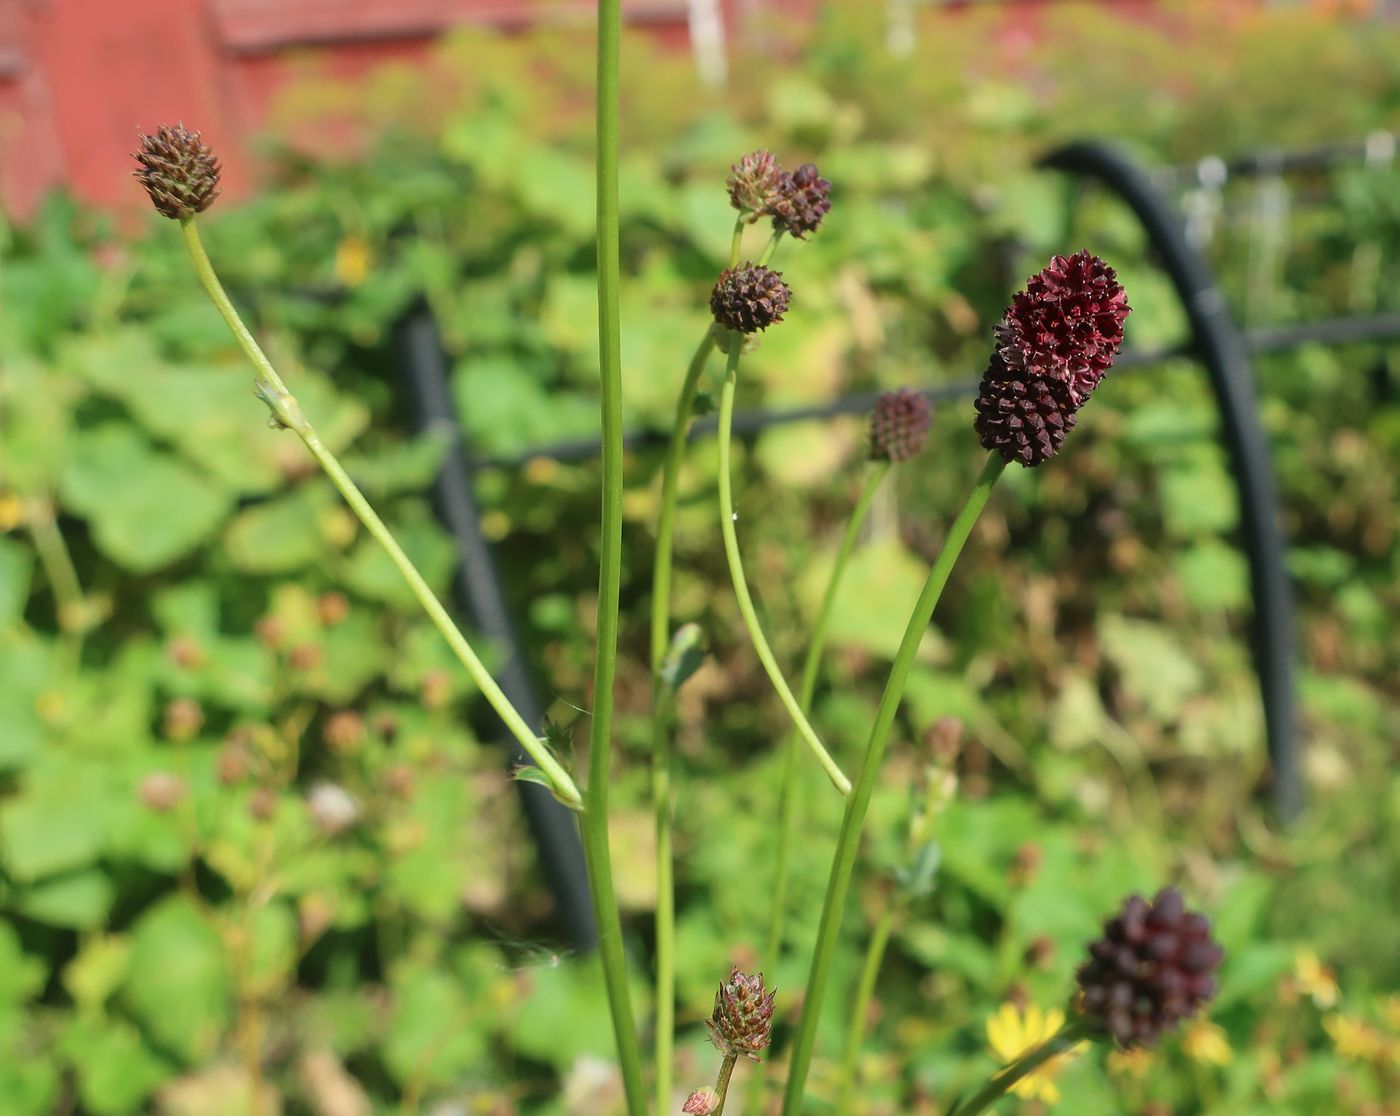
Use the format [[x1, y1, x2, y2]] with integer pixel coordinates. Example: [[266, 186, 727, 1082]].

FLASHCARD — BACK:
[[1, 2, 1399, 1113]]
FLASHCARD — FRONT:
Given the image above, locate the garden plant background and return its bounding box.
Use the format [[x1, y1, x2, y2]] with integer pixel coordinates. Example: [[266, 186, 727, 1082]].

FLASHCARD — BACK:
[[1, 2, 1399, 1114]]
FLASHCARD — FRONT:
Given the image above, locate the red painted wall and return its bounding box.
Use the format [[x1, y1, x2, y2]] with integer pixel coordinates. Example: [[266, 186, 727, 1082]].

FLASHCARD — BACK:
[[0, 0, 704, 218]]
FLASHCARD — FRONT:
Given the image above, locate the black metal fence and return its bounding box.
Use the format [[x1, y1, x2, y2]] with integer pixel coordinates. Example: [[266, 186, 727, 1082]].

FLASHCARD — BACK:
[[393, 136, 1400, 947]]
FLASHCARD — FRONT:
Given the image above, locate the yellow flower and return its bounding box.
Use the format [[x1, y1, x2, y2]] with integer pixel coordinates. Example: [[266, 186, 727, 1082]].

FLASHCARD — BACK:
[[1324, 1014, 1383, 1062], [1106, 1047, 1154, 1080], [1294, 949, 1338, 1008], [0, 491, 23, 532], [1182, 1019, 1233, 1067], [334, 236, 372, 287], [985, 1003, 1075, 1105]]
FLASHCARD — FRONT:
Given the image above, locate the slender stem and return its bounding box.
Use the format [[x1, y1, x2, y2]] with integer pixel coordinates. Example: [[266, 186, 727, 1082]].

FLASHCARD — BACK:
[[781, 453, 1007, 1115], [712, 1054, 739, 1116], [757, 465, 890, 1114], [764, 462, 888, 963], [730, 220, 745, 265], [585, 4, 647, 1116], [25, 500, 84, 630], [178, 218, 583, 812], [836, 898, 901, 1116], [947, 1017, 1092, 1116], [716, 346, 851, 797], [759, 228, 785, 266], [649, 329, 716, 1115]]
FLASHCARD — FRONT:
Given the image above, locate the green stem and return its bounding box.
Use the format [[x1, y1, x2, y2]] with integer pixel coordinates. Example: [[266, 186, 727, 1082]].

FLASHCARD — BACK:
[[947, 1017, 1092, 1116], [730, 221, 745, 265], [781, 453, 1007, 1115], [716, 346, 851, 797], [178, 218, 583, 812], [712, 1054, 739, 1116], [26, 499, 87, 669], [586, 4, 647, 1115], [649, 329, 716, 1114], [836, 898, 901, 1116], [764, 462, 888, 963], [759, 229, 785, 266]]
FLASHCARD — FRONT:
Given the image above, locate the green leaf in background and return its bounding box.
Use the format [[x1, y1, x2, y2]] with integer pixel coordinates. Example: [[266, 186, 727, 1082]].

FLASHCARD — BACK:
[[121, 897, 231, 1064], [800, 537, 943, 660], [63, 935, 133, 1012], [15, 868, 114, 930], [59, 424, 233, 573], [0, 536, 34, 628], [1099, 615, 1204, 722], [383, 964, 487, 1088], [0, 922, 47, 1006], [1175, 538, 1249, 612], [59, 1016, 173, 1116], [0, 753, 115, 880], [224, 482, 334, 574], [0, 631, 55, 770]]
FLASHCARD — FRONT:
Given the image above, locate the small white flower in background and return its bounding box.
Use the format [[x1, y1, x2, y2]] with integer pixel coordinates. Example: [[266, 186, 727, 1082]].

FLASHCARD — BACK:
[[307, 782, 359, 835]]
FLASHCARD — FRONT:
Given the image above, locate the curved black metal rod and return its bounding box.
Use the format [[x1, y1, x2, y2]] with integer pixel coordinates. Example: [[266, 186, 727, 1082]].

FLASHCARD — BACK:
[[394, 307, 598, 948], [1041, 140, 1302, 821]]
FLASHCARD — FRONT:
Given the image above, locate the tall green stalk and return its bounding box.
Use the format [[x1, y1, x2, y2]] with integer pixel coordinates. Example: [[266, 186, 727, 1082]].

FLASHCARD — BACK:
[[716, 346, 852, 797], [835, 899, 901, 1116], [178, 218, 583, 812], [585, 3, 647, 1114], [649, 325, 717, 1114], [781, 453, 1007, 1115]]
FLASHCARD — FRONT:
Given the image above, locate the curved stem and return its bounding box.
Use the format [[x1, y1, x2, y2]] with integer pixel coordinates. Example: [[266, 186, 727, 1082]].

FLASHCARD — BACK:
[[585, 2, 647, 1113], [764, 462, 888, 963], [836, 898, 901, 1116], [781, 453, 1007, 1115], [178, 218, 583, 811], [716, 346, 851, 798], [947, 1017, 1092, 1116], [649, 329, 716, 1114]]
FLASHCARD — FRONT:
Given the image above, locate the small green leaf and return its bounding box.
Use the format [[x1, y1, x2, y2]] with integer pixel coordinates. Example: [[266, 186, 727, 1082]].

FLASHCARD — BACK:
[[658, 622, 706, 693]]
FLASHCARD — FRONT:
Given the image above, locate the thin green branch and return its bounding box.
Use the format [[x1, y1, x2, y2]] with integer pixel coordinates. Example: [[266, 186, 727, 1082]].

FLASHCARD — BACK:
[[781, 453, 1007, 1115], [947, 1017, 1092, 1116], [712, 1054, 739, 1116], [650, 327, 718, 1113], [178, 218, 583, 812], [836, 898, 901, 1116], [585, 2, 647, 1114], [716, 346, 851, 797]]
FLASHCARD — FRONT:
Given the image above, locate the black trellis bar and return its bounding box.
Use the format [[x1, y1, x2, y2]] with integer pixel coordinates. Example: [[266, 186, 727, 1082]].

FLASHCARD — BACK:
[[393, 136, 1400, 926], [1043, 139, 1303, 821]]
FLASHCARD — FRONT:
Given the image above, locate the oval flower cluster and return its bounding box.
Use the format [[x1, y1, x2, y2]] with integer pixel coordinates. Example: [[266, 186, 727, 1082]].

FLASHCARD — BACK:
[[974, 250, 1129, 467], [726, 149, 832, 240]]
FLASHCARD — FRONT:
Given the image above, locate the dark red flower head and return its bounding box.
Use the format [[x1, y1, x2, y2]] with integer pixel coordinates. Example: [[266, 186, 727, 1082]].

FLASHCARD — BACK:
[[710, 263, 791, 334], [771, 162, 832, 240], [1076, 887, 1223, 1049], [869, 387, 933, 463], [132, 124, 221, 220], [994, 250, 1129, 407], [974, 251, 1128, 467]]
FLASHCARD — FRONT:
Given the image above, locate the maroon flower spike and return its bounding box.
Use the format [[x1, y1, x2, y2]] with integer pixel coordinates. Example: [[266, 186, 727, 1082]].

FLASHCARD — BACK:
[[869, 387, 933, 463], [974, 251, 1128, 467], [994, 250, 1130, 407], [710, 263, 791, 334], [727, 150, 785, 223], [1076, 887, 1224, 1049], [132, 124, 222, 220], [771, 162, 832, 240], [707, 967, 776, 1061], [974, 355, 1079, 468]]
